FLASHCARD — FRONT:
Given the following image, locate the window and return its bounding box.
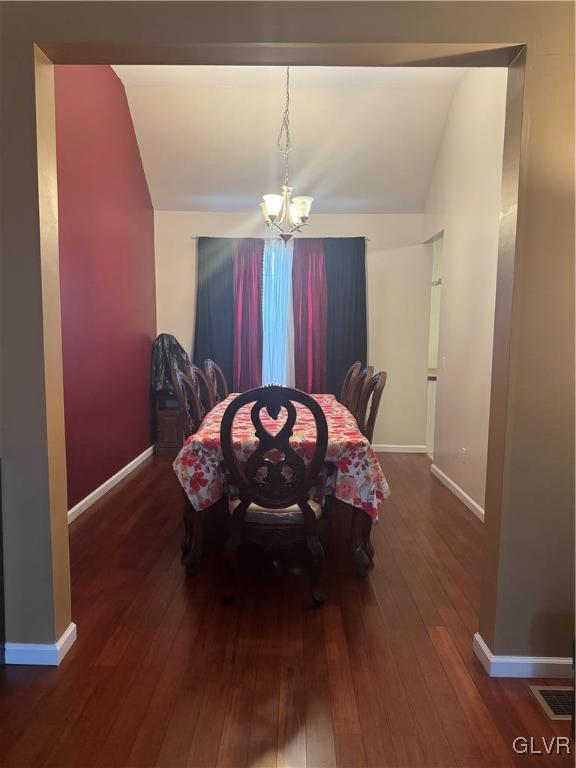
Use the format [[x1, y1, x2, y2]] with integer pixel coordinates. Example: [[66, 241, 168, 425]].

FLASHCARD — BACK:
[[261, 239, 294, 385]]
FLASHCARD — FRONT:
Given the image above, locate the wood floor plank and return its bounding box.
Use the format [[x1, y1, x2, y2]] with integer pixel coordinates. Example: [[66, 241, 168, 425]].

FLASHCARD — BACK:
[[369, 566, 457, 768], [354, 583, 429, 767], [370, 563, 487, 768], [303, 610, 337, 768], [277, 590, 307, 768], [244, 599, 282, 768], [323, 605, 361, 736], [337, 579, 397, 768], [334, 733, 367, 768], [429, 625, 517, 768]]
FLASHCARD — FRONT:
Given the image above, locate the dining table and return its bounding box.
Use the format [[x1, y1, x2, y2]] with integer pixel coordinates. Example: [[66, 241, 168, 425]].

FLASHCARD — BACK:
[[173, 392, 390, 573]]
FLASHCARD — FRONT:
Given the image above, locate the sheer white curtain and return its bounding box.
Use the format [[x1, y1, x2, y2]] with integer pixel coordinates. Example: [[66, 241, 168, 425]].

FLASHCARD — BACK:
[[262, 239, 294, 386]]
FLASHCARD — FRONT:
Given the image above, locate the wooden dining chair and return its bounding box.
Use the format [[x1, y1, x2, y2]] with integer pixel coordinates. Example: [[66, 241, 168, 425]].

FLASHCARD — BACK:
[[185, 363, 216, 418], [170, 366, 208, 570], [170, 367, 204, 440], [220, 385, 329, 606], [349, 366, 374, 421], [357, 371, 387, 443], [203, 359, 230, 403], [340, 361, 362, 408]]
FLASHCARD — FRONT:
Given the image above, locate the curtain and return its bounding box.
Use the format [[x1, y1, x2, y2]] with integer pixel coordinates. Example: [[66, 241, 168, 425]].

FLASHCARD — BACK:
[[233, 239, 264, 391], [262, 239, 294, 386], [324, 237, 367, 397], [292, 238, 327, 393], [193, 238, 234, 387], [193, 236, 366, 397]]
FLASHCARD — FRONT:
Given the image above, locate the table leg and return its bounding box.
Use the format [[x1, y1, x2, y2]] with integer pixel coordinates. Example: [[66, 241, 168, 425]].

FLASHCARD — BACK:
[[181, 493, 203, 575], [362, 513, 375, 563], [351, 507, 374, 575]]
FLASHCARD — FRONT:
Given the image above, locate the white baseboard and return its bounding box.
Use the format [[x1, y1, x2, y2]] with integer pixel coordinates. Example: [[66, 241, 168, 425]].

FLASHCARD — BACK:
[[473, 633, 573, 678], [373, 444, 427, 453], [430, 463, 485, 521], [4, 622, 77, 666], [68, 446, 154, 524]]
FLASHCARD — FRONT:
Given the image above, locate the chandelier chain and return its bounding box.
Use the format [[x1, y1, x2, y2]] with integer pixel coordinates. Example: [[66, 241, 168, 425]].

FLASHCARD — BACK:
[[276, 66, 292, 187], [260, 65, 312, 242]]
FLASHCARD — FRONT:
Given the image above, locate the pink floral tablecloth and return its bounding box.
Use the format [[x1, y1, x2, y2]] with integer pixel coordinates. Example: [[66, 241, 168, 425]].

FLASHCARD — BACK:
[[173, 393, 390, 520]]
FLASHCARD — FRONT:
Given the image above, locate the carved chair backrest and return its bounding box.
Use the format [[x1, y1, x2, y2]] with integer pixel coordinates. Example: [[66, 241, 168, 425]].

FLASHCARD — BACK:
[[357, 371, 387, 442], [340, 361, 362, 408], [203, 359, 230, 403], [220, 386, 328, 510], [363, 371, 387, 443], [349, 366, 374, 420], [170, 367, 204, 439], [185, 363, 216, 418]]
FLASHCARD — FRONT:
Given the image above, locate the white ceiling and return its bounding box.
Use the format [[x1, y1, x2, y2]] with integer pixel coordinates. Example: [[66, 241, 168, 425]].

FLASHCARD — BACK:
[[113, 65, 466, 213]]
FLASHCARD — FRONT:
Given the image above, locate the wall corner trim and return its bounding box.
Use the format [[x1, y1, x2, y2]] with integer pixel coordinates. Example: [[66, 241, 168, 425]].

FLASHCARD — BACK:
[[4, 622, 77, 666], [430, 463, 485, 521], [473, 633, 573, 678], [373, 444, 427, 453], [67, 446, 154, 524]]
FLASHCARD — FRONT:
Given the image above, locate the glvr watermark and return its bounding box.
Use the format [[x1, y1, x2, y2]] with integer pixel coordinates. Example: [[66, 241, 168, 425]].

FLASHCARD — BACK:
[[513, 737, 572, 755]]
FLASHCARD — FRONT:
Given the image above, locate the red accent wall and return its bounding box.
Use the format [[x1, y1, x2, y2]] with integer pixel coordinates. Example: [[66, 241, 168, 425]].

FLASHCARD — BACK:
[[55, 65, 156, 509]]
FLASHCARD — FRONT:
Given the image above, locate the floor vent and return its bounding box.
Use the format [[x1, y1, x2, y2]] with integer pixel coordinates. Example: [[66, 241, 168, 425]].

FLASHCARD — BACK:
[[530, 686, 575, 721]]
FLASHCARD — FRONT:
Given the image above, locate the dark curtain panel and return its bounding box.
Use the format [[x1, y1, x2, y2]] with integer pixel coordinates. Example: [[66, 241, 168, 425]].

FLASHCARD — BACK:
[[233, 239, 264, 391], [292, 238, 328, 393], [324, 237, 367, 397], [193, 238, 234, 388]]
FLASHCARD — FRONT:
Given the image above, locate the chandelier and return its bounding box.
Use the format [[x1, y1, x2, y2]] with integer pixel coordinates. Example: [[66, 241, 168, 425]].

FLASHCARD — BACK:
[[260, 66, 313, 243]]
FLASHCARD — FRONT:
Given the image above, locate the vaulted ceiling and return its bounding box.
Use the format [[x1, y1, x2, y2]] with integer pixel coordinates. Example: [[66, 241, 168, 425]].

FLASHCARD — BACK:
[[112, 65, 466, 213]]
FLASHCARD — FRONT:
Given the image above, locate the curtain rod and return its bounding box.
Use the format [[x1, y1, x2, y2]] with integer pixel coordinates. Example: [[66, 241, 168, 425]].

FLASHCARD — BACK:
[[189, 236, 371, 241]]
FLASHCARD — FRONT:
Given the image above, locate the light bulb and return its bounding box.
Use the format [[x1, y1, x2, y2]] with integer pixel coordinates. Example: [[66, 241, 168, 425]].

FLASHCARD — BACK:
[[262, 194, 283, 218], [292, 196, 313, 220], [260, 202, 271, 224], [289, 203, 302, 227]]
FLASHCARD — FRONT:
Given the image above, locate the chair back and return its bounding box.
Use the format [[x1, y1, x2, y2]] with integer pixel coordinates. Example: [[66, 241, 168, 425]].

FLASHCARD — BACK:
[[357, 371, 387, 442], [340, 361, 362, 407], [349, 366, 374, 420], [204, 359, 230, 403], [170, 367, 204, 439], [185, 363, 216, 417], [220, 386, 328, 510]]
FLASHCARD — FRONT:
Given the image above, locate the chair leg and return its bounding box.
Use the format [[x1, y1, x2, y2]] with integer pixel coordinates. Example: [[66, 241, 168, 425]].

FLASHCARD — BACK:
[[361, 513, 375, 563], [307, 533, 325, 607], [301, 503, 325, 606], [181, 492, 192, 561], [351, 508, 372, 575], [222, 501, 247, 604], [182, 501, 203, 576]]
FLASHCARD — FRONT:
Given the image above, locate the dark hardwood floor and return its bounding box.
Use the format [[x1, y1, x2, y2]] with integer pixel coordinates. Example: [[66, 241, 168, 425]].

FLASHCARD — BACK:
[[0, 453, 572, 768]]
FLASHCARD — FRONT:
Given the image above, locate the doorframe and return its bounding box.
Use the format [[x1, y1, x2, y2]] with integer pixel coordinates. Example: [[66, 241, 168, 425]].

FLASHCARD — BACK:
[[7, 0, 570, 661], [35, 38, 526, 653]]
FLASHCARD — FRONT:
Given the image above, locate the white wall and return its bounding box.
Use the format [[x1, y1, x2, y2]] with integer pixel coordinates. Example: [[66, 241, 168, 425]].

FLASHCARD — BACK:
[[154, 215, 198, 362], [424, 68, 507, 509], [154, 211, 431, 448]]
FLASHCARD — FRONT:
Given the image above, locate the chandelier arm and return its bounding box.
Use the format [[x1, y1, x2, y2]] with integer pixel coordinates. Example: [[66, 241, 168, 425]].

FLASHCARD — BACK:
[[269, 219, 285, 235]]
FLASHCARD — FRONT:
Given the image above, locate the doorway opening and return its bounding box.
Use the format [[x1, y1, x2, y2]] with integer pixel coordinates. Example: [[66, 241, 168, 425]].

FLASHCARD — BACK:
[[2, 35, 528, 666], [426, 231, 443, 458]]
